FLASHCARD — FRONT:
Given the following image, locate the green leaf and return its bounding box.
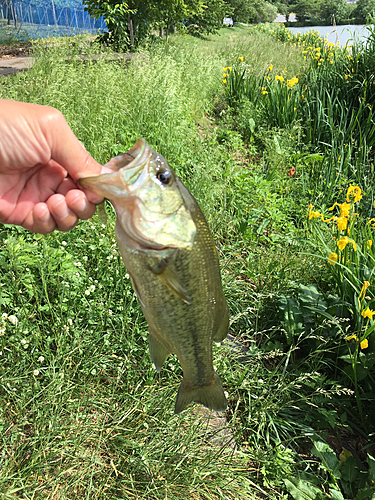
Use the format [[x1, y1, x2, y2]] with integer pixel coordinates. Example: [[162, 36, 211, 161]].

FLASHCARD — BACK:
[[355, 486, 375, 500], [367, 454, 375, 481], [311, 440, 341, 480], [284, 477, 323, 500], [343, 364, 368, 382], [341, 456, 358, 482], [330, 488, 345, 500]]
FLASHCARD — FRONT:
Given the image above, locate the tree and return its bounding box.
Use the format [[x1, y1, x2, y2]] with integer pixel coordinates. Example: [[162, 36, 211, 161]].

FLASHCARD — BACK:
[[185, 0, 228, 37], [83, 0, 153, 50], [319, 0, 349, 24], [152, 0, 205, 41], [352, 0, 375, 23], [293, 0, 319, 23], [226, 0, 277, 23]]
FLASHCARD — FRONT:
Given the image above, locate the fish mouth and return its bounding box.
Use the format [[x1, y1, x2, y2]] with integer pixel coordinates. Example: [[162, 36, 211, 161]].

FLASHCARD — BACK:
[[79, 139, 150, 199]]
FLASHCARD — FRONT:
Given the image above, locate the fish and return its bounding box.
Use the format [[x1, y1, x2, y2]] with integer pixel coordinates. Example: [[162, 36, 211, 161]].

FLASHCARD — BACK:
[[79, 138, 229, 414]]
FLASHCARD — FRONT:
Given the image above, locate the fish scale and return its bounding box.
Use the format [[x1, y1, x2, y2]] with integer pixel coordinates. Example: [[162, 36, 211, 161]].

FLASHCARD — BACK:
[[80, 139, 229, 413]]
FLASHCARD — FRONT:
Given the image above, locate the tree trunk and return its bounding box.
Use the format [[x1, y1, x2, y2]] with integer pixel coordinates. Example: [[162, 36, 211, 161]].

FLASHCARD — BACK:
[[166, 22, 169, 42], [128, 13, 134, 47], [12, 0, 16, 28], [159, 25, 163, 37]]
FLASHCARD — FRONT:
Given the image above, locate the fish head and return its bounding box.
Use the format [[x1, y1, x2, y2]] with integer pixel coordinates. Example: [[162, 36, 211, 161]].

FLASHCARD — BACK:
[[79, 139, 196, 252]]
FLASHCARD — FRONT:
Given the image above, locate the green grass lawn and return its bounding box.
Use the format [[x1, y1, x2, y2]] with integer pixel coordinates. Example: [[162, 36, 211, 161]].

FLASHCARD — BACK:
[[0, 26, 375, 499]]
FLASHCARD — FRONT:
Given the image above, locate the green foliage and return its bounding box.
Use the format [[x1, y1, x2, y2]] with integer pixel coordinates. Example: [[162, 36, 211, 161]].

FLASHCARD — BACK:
[[293, 0, 320, 23], [319, 0, 350, 24], [353, 0, 375, 23], [3, 24, 375, 499], [185, 0, 228, 37]]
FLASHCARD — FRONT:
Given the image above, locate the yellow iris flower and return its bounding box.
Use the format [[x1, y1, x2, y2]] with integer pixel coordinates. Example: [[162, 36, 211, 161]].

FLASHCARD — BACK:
[[346, 185, 362, 203], [328, 252, 338, 265], [361, 339, 369, 349]]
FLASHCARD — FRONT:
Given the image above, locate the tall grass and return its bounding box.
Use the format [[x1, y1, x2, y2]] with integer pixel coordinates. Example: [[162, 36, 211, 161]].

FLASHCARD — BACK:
[[0, 33, 303, 499], [1, 26, 375, 499]]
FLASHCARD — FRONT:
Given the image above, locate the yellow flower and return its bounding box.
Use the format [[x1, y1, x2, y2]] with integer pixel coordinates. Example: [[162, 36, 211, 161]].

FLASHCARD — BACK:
[[346, 185, 362, 203], [222, 67, 228, 71], [328, 252, 338, 265], [367, 240, 373, 249], [308, 204, 321, 220], [337, 236, 350, 250], [262, 90, 268, 95], [337, 217, 348, 231], [360, 339, 369, 349], [361, 308, 374, 320], [346, 334, 359, 341], [337, 236, 357, 251], [359, 281, 370, 301], [238, 56, 244, 62], [287, 77, 299, 88], [267, 65, 273, 71], [275, 75, 285, 82], [222, 79, 227, 84]]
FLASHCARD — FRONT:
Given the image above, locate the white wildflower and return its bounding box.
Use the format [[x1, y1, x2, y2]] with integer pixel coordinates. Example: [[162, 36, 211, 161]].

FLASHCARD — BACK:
[[33, 369, 40, 376], [67, 318, 73, 326], [8, 315, 18, 326], [61, 241, 67, 246], [90, 285, 95, 292], [21, 339, 27, 345], [74, 262, 82, 267], [1, 313, 7, 320], [38, 356, 45, 363], [85, 289, 91, 296]]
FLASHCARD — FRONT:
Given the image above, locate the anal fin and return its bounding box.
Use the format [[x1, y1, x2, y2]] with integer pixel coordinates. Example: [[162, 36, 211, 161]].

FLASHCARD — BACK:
[[148, 333, 171, 372]]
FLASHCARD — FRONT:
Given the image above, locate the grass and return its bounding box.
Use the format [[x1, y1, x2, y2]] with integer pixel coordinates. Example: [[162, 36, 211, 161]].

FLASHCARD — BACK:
[[1, 25, 375, 498]]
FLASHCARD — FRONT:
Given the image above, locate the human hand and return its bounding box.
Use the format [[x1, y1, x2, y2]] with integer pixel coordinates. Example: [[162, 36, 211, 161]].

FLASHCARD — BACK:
[[0, 99, 104, 233]]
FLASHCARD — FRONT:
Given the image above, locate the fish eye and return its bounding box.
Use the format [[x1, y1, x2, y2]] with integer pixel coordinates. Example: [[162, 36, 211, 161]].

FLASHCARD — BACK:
[[156, 170, 172, 185]]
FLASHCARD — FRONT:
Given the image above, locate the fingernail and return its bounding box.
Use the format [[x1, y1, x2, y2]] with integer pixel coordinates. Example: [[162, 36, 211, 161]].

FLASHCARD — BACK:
[[73, 197, 88, 213], [39, 207, 50, 222], [53, 199, 70, 219]]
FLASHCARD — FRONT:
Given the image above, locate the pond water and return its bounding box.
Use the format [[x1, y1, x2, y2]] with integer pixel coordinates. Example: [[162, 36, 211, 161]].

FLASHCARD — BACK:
[[288, 24, 371, 46]]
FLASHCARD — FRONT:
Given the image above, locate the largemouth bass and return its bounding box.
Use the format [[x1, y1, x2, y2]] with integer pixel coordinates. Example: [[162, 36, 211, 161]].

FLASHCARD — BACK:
[[80, 139, 229, 413]]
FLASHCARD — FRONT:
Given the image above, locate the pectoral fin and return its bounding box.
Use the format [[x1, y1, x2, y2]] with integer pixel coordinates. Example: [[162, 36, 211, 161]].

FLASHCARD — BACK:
[[148, 333, 171, 372], [150, 261, 191, 305]]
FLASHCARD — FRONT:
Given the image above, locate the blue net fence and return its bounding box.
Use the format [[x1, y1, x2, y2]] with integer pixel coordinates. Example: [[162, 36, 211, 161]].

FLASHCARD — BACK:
[[0, 0, 106, 42]]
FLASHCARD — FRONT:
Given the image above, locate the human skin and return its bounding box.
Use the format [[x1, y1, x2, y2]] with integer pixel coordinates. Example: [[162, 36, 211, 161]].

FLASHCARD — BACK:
[[0, 99, 107, 234]]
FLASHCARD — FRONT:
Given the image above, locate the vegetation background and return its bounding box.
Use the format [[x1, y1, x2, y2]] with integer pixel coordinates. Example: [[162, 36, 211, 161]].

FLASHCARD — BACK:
[[1, 13, 375, 500]]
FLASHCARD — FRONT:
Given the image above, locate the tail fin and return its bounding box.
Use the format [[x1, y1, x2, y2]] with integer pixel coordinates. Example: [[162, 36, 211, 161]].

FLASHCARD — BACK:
[[174, 373, 227, 414]]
